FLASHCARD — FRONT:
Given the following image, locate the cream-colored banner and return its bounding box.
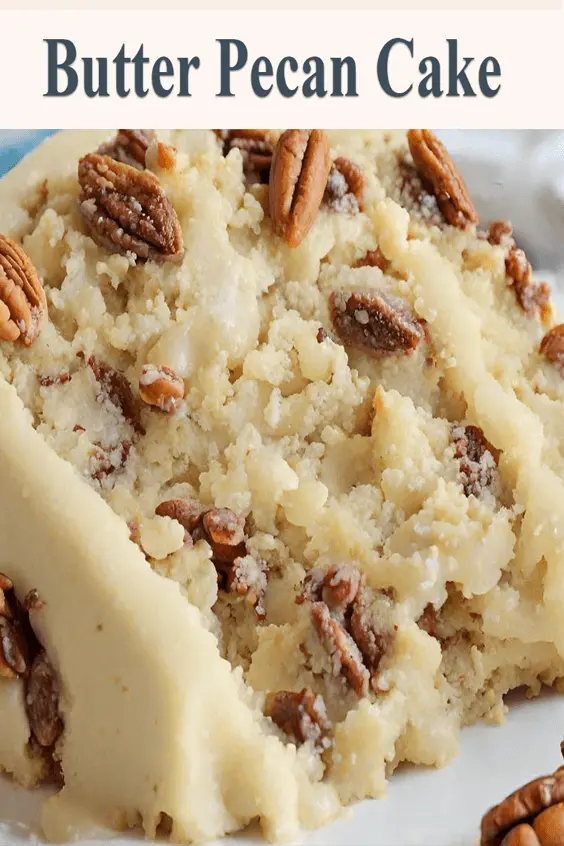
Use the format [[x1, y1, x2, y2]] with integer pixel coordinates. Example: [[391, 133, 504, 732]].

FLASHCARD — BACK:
[[0, 8, 561, 127], [0, 0, 560, 8]]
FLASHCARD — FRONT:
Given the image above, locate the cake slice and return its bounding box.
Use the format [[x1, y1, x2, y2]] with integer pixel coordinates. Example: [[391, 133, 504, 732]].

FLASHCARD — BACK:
[[0, 127, 563, 843]]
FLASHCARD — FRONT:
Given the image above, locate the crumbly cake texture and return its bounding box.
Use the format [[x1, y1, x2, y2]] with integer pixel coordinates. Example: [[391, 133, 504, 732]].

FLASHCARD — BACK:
[[1, 129, 564, 843]]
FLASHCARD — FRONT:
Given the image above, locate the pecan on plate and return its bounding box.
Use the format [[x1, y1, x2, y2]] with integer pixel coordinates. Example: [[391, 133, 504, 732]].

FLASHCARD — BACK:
[[25, 651, 63, 748], [215, 129, 274, 184], [330, 290, 424, 358], [269, 129, 331, 248], [407, 129, 478, 229], [506, 245, 550, 321], [139, 364, 185, 413], [98, 130, 156, 169], [310, 601, 370, 698], [78, 153, 184, 263], [264, 687, 331, 747], [87, 356, 145, 435], [324, 157, 365, 214], [452, 424, 500, 499], [481, 754, 564, 845], [540, 324, 564, 372], [0, 233, 46, 346]]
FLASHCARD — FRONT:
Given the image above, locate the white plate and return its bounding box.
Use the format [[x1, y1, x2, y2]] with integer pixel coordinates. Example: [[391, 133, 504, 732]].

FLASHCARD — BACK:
[[0, 691, 562, 845]]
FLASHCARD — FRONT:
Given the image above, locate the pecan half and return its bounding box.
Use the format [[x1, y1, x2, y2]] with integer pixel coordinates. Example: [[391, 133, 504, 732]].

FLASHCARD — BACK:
[[330, 290, 424, 358], [481, 762, 564, 845], [269, 129, 331, 248], [407, 129, 478, 229], [0, 234, 46, 346], [324, 157, 365, 214], [310, 601, 369, 698], [452, 424, 500, 499], [139, 364, 185, 413], [264, 687, 331, 747], [78, 153, 184, 263], [216, 129, 274, 184], [354, 247, 390, 273], [541, 325, 564, 371], [98, 129, 155, 169], [506, 245, 550, 321], [87, 356, 144, 435], [25, 651, 63, 748]]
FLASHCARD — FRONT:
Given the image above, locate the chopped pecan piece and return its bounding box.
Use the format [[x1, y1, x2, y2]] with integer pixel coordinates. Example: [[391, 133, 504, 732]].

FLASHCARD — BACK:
[[98, 129, 155, 169], [226, 555, 268, 620], [298, 564, 361, 614], [25, 651, 63, 748], [87, 356, 144, 435], [540, 325, 564, 371], [310, 602, 369, 698], [264, 687, 331, 747], [354, 247, 390, 272], [481, 758, 564, 845], [324, 156, 365, 214], [417, 603, 439, 640], [90, 440, 132, 483], [349, 594, 388, 683], [452, 424, 500, 499], [488, 219, 513, 245], [216, 129, 274, 184], [269, 129, 331, 248], [407, 129, 478, 229], [316, 326, 327, 343], [155, 498, 203, 542], [506, 245, 550, 321], [0, 233, 46, 346], [139, 364, 185, 413], [39, 372, 71, 388], [24, 589, 44, 613], [330, 290, 424, 358], [201, 508, 247, 566], [156, 142, 177, 172], [0, 617, 28, 678], [78, 153, 184, 264]]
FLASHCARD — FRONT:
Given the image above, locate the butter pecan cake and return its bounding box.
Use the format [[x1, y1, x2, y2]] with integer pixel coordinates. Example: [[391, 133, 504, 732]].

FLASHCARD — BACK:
[[0, 128, 563, 843]]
